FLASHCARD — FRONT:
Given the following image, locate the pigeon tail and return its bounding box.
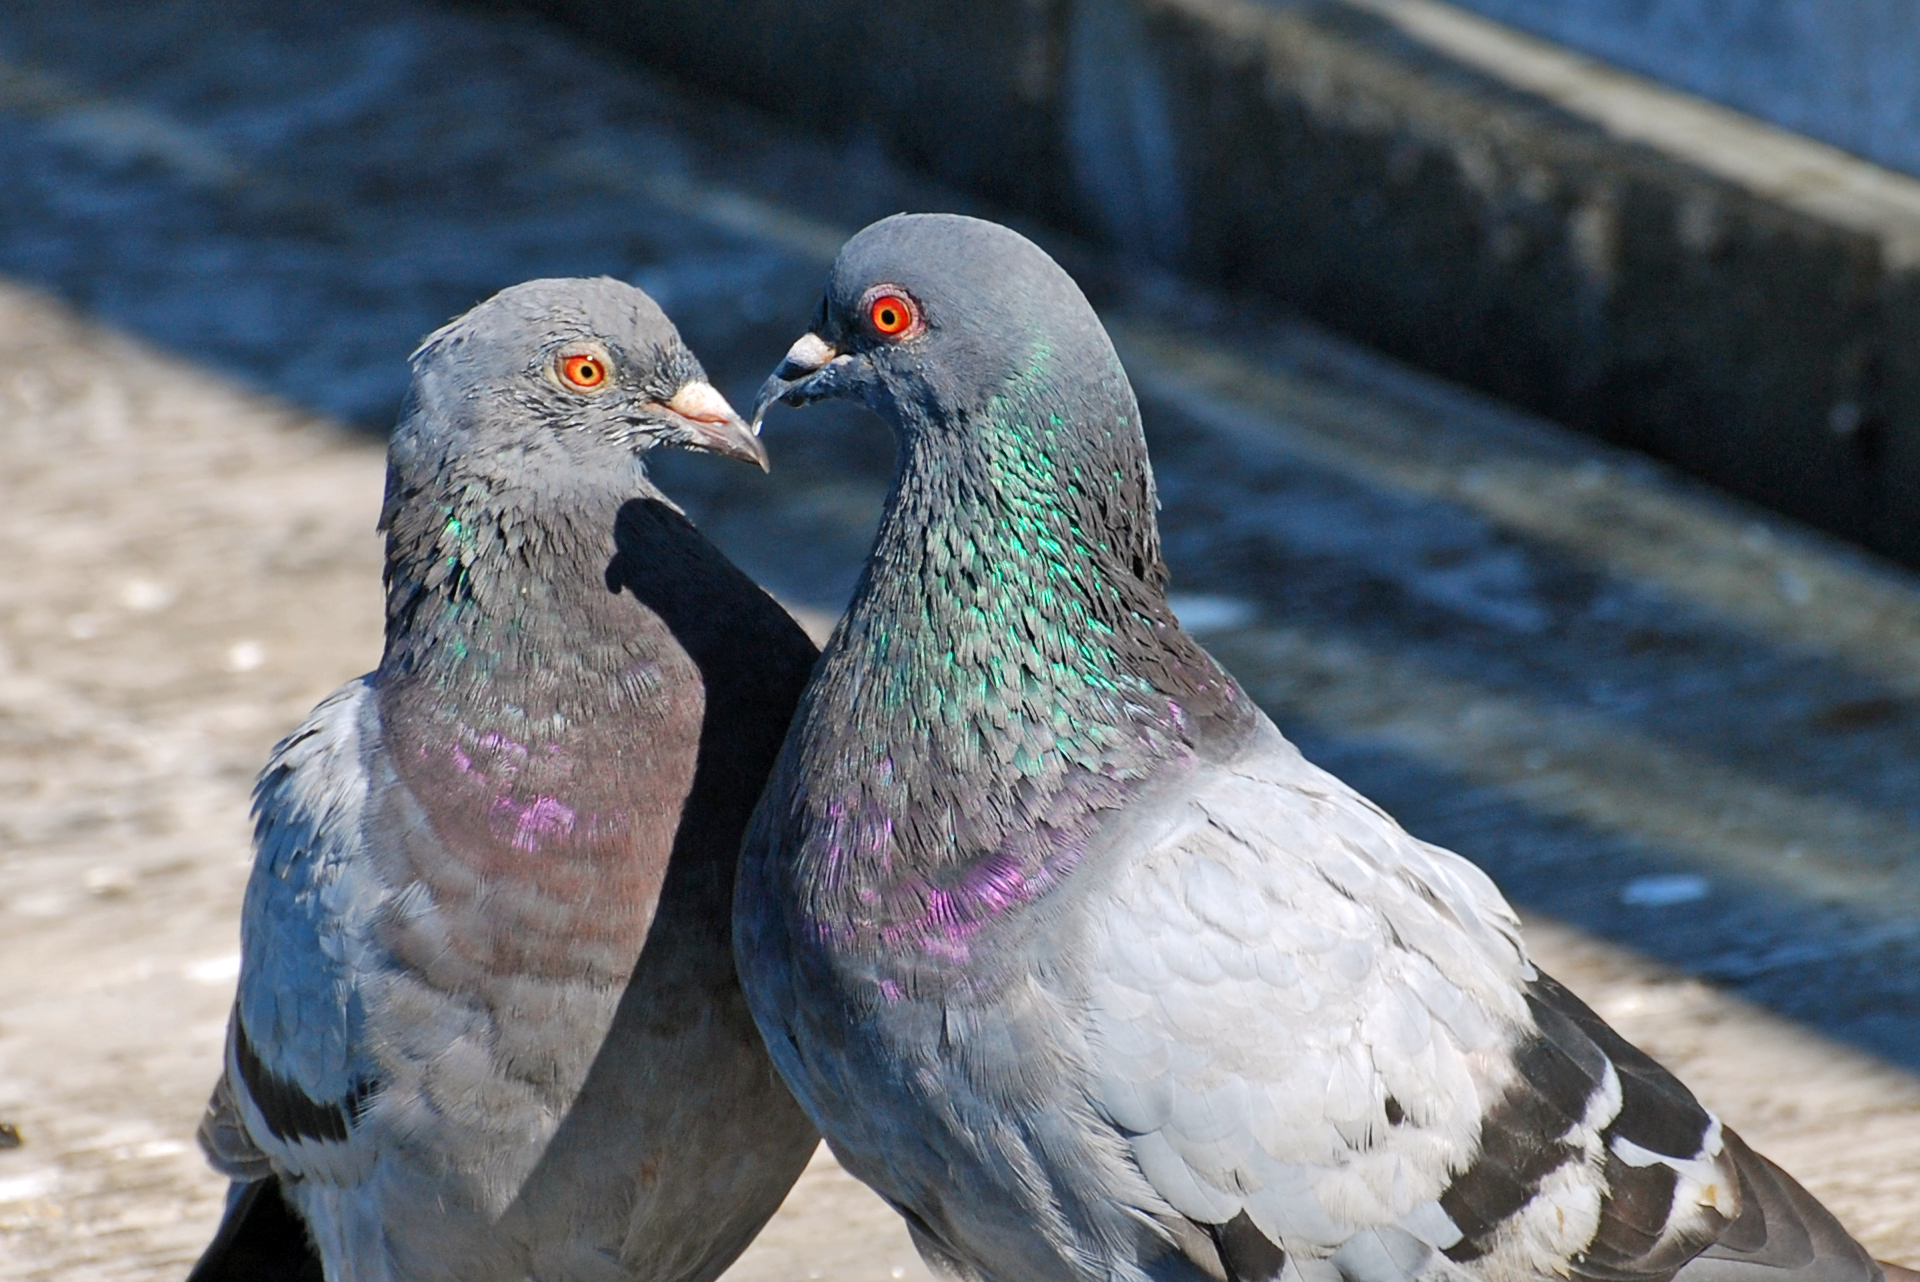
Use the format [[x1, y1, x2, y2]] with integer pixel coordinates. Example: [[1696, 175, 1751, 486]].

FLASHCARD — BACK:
[[1668, 1129, 1883, 1282], [185, 1178, 324, 1282]]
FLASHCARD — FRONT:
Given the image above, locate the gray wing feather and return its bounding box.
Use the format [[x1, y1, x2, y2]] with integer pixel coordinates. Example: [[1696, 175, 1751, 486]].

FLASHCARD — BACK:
[[1080, 714, 1879, 1282], [218, 677, 389, 1180], [1084, 717, 1539, 1260], [196, 1069, 273, 1182]]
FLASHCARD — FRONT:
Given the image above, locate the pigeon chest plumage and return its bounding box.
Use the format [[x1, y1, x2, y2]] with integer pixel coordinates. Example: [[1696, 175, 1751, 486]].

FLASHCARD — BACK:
[[376, 643, 703, 993]]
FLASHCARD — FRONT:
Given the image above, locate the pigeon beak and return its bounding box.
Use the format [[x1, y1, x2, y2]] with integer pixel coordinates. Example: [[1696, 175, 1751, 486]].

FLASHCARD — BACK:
[[647, 381, 770, 472], [751, 332, 845, 431]]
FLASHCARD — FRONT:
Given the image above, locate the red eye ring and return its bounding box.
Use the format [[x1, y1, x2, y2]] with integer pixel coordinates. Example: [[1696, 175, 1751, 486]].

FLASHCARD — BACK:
[[560, 352, 608, 390], [865, 290, 920, 339]]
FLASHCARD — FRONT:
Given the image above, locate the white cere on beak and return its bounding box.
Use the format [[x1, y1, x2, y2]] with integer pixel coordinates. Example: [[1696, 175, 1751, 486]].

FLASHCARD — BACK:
[[666, 381, 740, 424], [782, 332, 839, 375]]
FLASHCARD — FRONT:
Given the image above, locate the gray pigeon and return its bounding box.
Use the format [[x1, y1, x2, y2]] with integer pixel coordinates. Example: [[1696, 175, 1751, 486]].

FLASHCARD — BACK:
[[735, 214, 1912, 1282], [189, 278, 821, 1282]]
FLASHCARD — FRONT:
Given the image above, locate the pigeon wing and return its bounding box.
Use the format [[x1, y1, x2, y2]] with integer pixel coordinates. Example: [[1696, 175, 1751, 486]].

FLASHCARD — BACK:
[[196, 1069, 272, 1183], [212, 677, 388, 1185], [1080, 716, 1877, 1282]]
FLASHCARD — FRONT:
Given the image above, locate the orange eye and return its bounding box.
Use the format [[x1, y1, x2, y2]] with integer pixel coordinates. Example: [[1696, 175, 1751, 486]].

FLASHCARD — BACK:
[[867, 291, 919, 338], [560, 353, 608, 390]]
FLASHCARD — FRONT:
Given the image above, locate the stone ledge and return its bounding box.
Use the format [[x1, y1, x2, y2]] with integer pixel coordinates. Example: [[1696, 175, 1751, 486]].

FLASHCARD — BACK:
[[519, 0, 1920, 565]]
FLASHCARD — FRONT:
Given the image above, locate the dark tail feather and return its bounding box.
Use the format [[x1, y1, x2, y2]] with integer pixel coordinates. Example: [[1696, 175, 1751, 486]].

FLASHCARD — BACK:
[[1675, 1129, 1880, 1282], [185, 1177, 324, 1282]]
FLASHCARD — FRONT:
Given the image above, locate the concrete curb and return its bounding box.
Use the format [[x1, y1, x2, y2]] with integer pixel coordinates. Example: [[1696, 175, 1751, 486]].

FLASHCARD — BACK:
[[523, 0, 1920, 564]]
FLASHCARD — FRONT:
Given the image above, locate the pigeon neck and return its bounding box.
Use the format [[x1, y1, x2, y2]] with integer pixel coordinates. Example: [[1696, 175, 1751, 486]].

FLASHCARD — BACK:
[[855, 404, 1179, 735], [790, 390, 1253, 959], [860, 366, 1250, 732], [376, 462, 641, 681]]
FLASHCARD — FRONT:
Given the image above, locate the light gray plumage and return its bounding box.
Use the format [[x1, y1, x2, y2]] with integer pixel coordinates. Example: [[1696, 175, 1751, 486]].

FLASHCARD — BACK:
[[734, 214, 1905, 1282], [190, 278, 821, 1282]]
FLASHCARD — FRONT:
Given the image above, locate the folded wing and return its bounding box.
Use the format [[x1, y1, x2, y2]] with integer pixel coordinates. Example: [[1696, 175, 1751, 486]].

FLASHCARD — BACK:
[[190, 678, 388, 1279], [1083, 717, 1879, 1282]]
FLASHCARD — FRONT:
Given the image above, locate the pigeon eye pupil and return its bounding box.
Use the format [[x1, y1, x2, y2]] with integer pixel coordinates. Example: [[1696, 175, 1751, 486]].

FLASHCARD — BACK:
[[561, 354, 607, 389], [868, 293, 917, 337]]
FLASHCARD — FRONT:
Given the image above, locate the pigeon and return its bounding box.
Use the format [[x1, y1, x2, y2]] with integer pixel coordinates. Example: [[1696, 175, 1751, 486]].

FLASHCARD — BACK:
[[735, 214, 1911, 1282], [189, 278, 821, 1282]]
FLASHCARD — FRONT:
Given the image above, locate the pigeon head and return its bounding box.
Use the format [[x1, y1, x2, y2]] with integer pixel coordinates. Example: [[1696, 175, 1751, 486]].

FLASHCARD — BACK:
[[395, 277, 766, 485], [755, 216, 1129, 444], [754, 213, 1164, 590]]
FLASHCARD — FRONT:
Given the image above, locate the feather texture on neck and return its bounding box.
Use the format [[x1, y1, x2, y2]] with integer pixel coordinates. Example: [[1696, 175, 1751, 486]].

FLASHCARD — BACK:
[[782, 347, 1253, 968]]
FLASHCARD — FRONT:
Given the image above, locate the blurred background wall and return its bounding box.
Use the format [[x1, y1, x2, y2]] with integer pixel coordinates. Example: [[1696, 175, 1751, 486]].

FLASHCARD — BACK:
[[521, 0, 1920, 569], [1450, 0, 1920, 179]]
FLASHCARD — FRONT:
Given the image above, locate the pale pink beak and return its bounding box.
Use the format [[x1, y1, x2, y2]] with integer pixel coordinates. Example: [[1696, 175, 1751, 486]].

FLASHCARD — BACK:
[[647, 380, 769, 471]]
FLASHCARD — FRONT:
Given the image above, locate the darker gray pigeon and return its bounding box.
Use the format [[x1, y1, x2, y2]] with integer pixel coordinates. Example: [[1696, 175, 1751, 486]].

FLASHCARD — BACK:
[[735, 214, 1909, 1282], [188, 278, 821, 1282]]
